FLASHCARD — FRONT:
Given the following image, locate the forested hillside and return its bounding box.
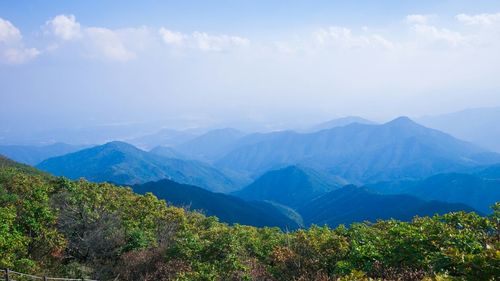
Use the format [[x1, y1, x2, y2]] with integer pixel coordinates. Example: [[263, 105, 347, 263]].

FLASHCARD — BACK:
[[1, 157, 499, 280]]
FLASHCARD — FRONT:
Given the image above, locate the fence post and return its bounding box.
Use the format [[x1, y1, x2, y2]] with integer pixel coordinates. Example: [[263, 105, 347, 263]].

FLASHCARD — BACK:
[[4, 269, 9, 281], [43, 276, 48, 281]]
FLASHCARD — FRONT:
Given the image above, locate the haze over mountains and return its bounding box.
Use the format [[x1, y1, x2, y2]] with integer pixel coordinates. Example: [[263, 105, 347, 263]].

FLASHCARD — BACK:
[[2, 114, 499, 228], [0, 143, 87, 165], [418, 107, 500, 152]]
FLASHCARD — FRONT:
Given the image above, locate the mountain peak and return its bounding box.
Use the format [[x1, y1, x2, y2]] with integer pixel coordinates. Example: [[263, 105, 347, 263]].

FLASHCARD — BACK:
[[236, 165, 341, 208], [385, 116, 419, 127]]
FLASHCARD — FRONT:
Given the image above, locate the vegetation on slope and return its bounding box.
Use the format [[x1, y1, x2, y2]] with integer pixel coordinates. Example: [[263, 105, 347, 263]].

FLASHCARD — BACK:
[[132, 179, 300, 229], [0, 160, 499, 280]]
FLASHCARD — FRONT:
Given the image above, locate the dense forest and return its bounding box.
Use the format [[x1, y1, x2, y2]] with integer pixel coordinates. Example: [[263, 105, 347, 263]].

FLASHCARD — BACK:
[[1, 156, 499, 280]]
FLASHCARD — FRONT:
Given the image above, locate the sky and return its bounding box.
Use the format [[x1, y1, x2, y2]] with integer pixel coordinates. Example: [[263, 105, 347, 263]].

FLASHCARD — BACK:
[[1, 0, 500, 136]]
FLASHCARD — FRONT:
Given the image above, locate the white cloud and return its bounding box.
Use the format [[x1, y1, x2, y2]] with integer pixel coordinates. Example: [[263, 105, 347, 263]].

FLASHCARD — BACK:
[[413, 24, 465, 46], [46, 14, 82, 40], [85, 27, 135, 61], [159, 28, 185, 45], [192, 32, 249, 51], [0, 17, 40, 64], [158, 27, 250, 51], [0, 18, 22, 43], [3, 47, 40, 64], [456, 13, 500, 26], [406, 14, 431, 24], [313, 26, 394, 49], [45, 14, 135, 61]]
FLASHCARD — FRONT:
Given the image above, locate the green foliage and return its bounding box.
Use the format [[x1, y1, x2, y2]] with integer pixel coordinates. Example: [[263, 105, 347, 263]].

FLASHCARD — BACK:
[[0, 164, 498, 280]]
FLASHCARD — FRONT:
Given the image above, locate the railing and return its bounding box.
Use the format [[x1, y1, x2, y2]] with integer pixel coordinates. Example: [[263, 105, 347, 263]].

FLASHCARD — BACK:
[[2, 269, 98, 281]]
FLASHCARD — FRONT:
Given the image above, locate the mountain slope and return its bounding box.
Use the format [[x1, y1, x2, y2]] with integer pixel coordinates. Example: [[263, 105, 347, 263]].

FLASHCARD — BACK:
[[418, 107, 500, 152], [216, 117, 500, 183], [299, 185, 477, 227], [367, 173, 500, 214], [133, 179, 300, 229], [0, 143, 87, 165], [476, 163, 500, 179], [149, 146, 187, 159], [235, 165, 345, 208], [36, 141, 238, 192]]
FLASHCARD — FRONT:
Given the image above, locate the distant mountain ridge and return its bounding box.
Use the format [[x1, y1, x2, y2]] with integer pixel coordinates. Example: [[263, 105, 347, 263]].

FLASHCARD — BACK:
[[36, 141, 240, 192], [306, 116, 375, 132], [174, 128, 246, 162], [0, 143, 87, 165], [133, 179, 300, 229], [418, 107, 500, 152], [299, 185, 477, 227], [367, 172, 500, 214], [215, 117, 500, 183]]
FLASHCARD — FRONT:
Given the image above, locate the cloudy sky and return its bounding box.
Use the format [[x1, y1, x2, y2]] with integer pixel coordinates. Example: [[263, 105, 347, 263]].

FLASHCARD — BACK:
[[1, 0, 500, 133]]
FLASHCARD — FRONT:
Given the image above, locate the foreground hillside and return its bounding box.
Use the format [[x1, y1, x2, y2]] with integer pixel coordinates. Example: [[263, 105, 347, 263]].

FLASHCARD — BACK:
[[1, 157, 498, 280]]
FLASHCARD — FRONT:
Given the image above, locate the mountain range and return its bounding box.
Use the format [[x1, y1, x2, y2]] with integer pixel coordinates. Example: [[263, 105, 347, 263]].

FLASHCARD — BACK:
[[215, 117, 500, 183], [22, 116, 499, 228], [36, 141, 241, 192]]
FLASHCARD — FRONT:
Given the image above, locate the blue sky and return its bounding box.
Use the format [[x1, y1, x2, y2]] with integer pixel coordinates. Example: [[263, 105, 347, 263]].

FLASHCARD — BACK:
[[1, 0, 500, 133]]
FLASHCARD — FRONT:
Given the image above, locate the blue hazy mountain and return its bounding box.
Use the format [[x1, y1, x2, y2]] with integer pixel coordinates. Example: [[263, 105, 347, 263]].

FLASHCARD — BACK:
[[475, 163, 500, 179], [306, 116, 375, 132], [235, 165, 346, 208], [418, 107, 500, 152], [174, 128, 247, 162], [298, 185, 477, 227], [36, 141, 239, 192], [132, 179, 300, 229], [367, 173, 500, 214], [0, 143, 87, 165], [149, 145, 187, 159], [216, 117, 500, 183]]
